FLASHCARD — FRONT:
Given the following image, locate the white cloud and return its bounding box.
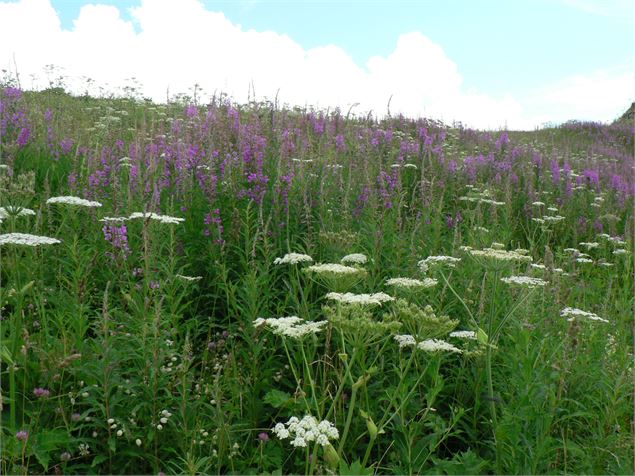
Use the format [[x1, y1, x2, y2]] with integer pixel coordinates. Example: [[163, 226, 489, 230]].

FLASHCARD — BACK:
[[0, 0, 632, 130]]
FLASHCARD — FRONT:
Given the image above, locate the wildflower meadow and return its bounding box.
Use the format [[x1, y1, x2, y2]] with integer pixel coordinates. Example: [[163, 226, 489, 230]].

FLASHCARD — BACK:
[[0, 85, 633, 475]]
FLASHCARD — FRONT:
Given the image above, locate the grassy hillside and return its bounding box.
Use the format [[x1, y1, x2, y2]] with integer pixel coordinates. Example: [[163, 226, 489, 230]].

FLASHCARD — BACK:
[[1, 87, 633, 475]]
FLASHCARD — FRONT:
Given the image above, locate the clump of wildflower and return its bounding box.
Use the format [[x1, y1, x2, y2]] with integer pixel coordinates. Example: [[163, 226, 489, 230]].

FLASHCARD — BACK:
[[449, 330, 477, 340], [385, 277, 438, 289], [78, 443, 90, 456], [273, 252, 313, 265], [418, 255, 461, 271], [500, 275, 548, 288], [340, 253, 367, 265], [325, 292, 394, 306], [46, 196, 102, 207], [272, 415, 339, 448], [561, 307, 608, 323], [254, 316, 327, 338], [128, 212, 185, 224], [0, 233, 61, 246]]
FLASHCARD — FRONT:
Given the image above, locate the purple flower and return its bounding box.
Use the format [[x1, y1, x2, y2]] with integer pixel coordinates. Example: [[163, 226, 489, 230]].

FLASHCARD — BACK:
[[16, 430, 29, 441], [258, 432, 269, 442], [17, 127, 30, 147], [71, 413, 81, 422], [33, 387, 50, 398]]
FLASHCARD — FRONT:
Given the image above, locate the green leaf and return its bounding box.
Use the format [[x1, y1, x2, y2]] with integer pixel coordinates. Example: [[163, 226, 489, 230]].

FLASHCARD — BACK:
[[339, 459, 374, 476], [477, 327, 489, 345], [263, 389, 292, 408], [91, 454, 108, 468]]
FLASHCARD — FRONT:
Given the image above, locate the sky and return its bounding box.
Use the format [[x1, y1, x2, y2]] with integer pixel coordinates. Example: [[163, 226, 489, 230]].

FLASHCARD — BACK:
[[0, 0, 633, 130]]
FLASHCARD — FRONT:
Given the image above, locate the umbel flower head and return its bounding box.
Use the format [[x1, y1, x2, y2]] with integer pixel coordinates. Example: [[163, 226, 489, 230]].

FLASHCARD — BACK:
[[340, 253, 367, 265], [385, 277, 438, 289], [0, 233, 60, 246], [273, 252, 313, 265], [128, 212, 185, 224], [46, 196, 102, 207], [254, 316, 327, 338], [325, 292, 394, 306], [418, 255, 461, 273], [560, 307, 608, 323], [500, 275, 548, 288], [272, 415, 339, 448], [0, 206, 36, 219], [393, 334, 462, 353]]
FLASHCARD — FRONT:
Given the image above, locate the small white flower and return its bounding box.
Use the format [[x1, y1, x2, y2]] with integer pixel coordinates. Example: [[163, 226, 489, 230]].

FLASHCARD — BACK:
[[394, 334, 417, 348], [340, 253, 367, 265], [135, 439, 142, 446], [500, 275, 548, 288], [273, 253, 313, 265], [449, 330, 477, 340], [417, 339, 462, 353], [156, 424, 163, 430], [290, 436, 307, 447], [385, 277, 438, 289], [116, 430, 123, 437], [128, 212, 184, 224], [560, 307, 608, 323], [160, 417, 168, 424], [325, 292, 394, 306], [175, 274, 202, 282], [0, 233, 61, 247], [107, 418, 115, 424], [418, 255, 461, 269], [47, 196, 102, 208]]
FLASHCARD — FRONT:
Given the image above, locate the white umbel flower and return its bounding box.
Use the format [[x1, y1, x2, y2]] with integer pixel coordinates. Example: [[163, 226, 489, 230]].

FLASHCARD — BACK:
[[467, 247, 533, 263], [272, 415, 338, 448], [0, 233, 61, 246], [175, 274, 202, 282], [449, 330, 477, 340], [273, 253, 313, 265], [500, 275, 548, 288], [325, 292, 394, 306], [47, 196, 102, 207], [560, 307, 608, 323], [386, 277, 438, 288], [394, 334, 417, 348], [254, 316, 327, 338], [0, 206, 36, 219], [417, 339, 462, 353], [340, 253, 367, 265], [306, 263, 361, 275], [128, 212, 184, 224], [418, 255, 461, 269]]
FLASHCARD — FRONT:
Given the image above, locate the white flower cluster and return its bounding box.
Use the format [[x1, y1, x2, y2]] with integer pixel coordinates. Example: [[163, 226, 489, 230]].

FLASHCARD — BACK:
[[418, 255, 461, 272], [47, 196, 102, 207], [449, 330, 477, 340], [532, 201, 545, 207], [542, 215, 566, 223], [395, 335, 463, 353], [272, 415, 339, 448], [128, 212, 185, 224], [254, 316, 327, 338], [530, 263, 564, 273], [273, 253, 314, 265], [99, 216, 128, 223], [306, 263, 362, 275], [579, 242, 600, 249], [576, 257, 593, 264], [560, 307, 608, 323], [385, 277, 438, 289], [613, 249, 628, 256], [500, 275, 548, 288], [175, 274, 202, 282], [325, 292, 394, 306], [394, 334, 417, 348], [467, 247, 533, 263], [0, 233, 61, 246], [340, 253, 368, 265], [0, 206, 36, 219]]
